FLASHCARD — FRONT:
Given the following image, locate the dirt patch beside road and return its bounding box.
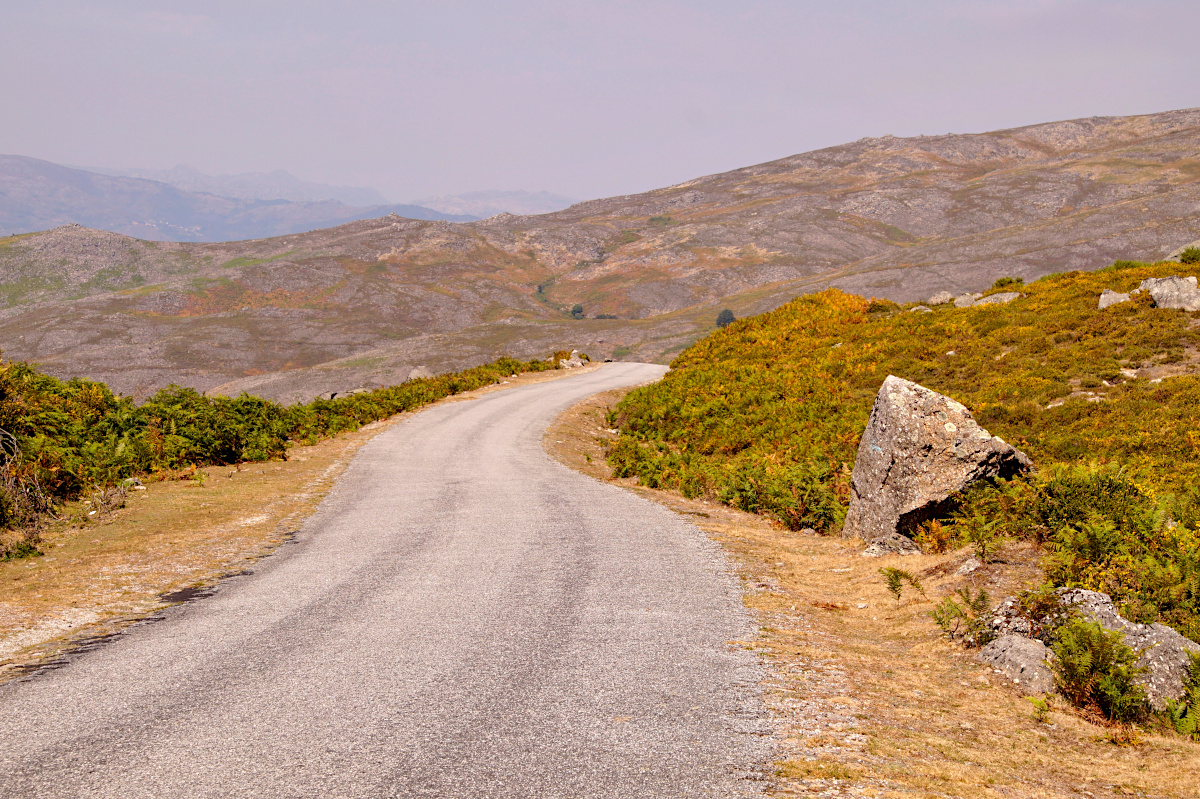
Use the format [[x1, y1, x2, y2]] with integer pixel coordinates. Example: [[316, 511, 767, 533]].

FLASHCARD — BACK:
[[546, 388, 1200, 799]]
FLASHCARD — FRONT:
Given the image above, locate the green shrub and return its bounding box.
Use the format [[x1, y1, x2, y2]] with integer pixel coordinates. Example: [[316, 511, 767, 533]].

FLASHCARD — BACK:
[[716, 308, 735, 328], [1051, 619, 1149, 723], [879, 566, 925, 603], [931, 587, 994, 647], [1179, 246, 1200, 265], [992, 276, 1024, 290], [1164, 652, 1200, 739]]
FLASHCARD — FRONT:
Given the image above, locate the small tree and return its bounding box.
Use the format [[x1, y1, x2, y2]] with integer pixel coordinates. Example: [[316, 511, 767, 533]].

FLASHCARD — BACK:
[[716, 308, 735, 328], [570, 304, 584, 319]]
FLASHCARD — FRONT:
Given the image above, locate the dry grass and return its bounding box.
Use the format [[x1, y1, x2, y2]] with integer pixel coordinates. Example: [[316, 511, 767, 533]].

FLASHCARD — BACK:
[[0, 365, 596, 681], [547, 389, 1200, 799]]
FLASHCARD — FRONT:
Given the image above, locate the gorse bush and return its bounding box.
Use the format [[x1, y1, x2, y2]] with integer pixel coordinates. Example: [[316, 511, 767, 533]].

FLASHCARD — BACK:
[[608, 260, 1200, 638], [0, 354, 557, 558]]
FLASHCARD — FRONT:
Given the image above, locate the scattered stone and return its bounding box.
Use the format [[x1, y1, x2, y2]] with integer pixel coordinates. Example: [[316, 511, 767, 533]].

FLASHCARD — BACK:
[[954, 556, 982, 576], [977, 635, 1055, 695], [860, 531, 921, 557], [842, 376, 1032, 547], [1139, 275, 1200, 311], [927, 291, 954, 305], [1098, 289, 1131, 309], [975, 292, 1021, 306], [953, 293, 979, 308], [909, 305, 933, 313], [408, 365, 434, 380], [799, 527, 817, 536], [1058, 588, 1200, 710]]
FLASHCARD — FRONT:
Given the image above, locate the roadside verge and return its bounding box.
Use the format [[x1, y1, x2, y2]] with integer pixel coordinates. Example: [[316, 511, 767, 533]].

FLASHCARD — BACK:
[[545, 386, 1200, 799]]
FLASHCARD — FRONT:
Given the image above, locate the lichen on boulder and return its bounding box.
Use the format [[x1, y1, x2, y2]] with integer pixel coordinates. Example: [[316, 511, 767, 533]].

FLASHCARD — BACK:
[[843, 376, 1032, 550]]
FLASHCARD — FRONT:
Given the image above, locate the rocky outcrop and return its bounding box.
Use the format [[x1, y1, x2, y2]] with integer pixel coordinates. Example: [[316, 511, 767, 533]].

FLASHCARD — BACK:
[[978, 634, 1055, 694], [843, 376, 1032, 548], [990, 588, 1200, 709], [558, 349, 586, 368], [1138, 275, 1200, 311], [1099, 289, 1131, 309], [909, 305, 932, 313], [1058, 589, 1200, 710], [953, 293, 982, 308], [927, 291, 954, 306]]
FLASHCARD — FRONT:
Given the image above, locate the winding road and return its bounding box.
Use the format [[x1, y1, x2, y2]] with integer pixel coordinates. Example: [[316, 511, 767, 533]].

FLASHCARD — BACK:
[[0, 363, 769, 798]]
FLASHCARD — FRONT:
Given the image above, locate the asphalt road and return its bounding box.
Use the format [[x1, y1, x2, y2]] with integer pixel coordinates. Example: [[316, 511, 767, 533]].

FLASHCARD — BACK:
[[0, 363, 769, 798]]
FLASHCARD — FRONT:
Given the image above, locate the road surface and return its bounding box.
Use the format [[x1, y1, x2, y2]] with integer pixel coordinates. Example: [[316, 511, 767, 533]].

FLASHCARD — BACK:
[[0, 363, 769, 798]]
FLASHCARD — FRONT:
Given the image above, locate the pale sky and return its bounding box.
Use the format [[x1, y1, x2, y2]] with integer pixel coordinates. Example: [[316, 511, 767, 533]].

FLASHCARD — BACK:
[[2, 1, 1198, 203]]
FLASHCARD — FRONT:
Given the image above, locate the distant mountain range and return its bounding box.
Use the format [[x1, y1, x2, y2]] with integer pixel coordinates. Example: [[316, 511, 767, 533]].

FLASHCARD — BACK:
[[0, 156, 476, 242], [83, 164, 392, 207], [2, 108, 1199, 402]]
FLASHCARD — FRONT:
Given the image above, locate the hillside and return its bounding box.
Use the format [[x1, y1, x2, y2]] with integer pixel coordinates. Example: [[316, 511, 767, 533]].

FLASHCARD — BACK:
[[0, 155, 473, 242], [607, 259, 1200, 641], [2, 108, 1200, 400]]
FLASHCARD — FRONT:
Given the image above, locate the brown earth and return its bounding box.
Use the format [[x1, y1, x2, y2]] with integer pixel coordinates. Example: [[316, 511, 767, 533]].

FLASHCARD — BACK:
[[546, 390, 1200, 799], [3, 109, 1200, 401]]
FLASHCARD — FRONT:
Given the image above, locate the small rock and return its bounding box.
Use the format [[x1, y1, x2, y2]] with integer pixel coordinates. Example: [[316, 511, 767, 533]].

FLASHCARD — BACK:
[[927, 291, 954, 305], [860, 531, 922, 556], [954, 556, 982, 576], [1099, 289, 1131, 309], [909, 305, 933, 313], [408, 366, 434, 380], [953, 294, 977, 308], [799, 527, 817, 536], [977, 635, 1055, 695], [975, 292, 1021, 306]]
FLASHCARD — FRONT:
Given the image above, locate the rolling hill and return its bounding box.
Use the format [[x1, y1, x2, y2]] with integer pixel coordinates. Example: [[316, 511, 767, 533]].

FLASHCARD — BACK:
[[1, 108, 1199, 401]]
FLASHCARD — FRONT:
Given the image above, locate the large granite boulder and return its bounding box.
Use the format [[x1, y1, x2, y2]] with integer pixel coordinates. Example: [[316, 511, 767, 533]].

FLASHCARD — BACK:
[[843, 376, 1032, 549], [1058, 589, 1200, 710], [978, 634, 1055, 694], [1139, 275, 1200, 311]]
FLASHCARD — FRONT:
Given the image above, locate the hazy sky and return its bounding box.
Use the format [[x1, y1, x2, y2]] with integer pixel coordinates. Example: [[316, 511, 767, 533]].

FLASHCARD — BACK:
[[3, 1, 1198, 203]]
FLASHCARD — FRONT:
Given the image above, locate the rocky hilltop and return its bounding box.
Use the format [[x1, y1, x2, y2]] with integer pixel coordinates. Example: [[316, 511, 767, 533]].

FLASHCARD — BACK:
[[2, 108, 1199, 401]]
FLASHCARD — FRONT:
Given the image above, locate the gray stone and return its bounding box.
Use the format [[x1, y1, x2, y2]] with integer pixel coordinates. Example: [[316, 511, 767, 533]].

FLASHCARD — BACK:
[[408, 366, 434, 381], [860, 531, 922, 557], [1058, 588, 1200, 710], [953, 293, 979, 308], [842, 376, 1032, 545], [1140, 275, 1200, 311], [1099, 289, 1131, 309], [977, 634, 1055, 695], [927, 291, 954, 306], [975, 292, 1021, 306], [909, 305, 933, 313]]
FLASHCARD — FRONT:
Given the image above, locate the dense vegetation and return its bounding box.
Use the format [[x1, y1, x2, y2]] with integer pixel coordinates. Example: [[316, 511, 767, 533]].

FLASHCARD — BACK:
[[0, 354, 558, 558], [608, 261, 1200, 640]]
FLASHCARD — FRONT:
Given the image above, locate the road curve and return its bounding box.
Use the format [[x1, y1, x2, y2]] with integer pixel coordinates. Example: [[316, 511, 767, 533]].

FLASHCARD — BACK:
[[0, 363, 769, 798]]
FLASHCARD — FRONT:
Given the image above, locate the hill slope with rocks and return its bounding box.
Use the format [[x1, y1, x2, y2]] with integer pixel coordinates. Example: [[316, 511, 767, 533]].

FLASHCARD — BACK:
[[2, 108, 1199, 401]]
